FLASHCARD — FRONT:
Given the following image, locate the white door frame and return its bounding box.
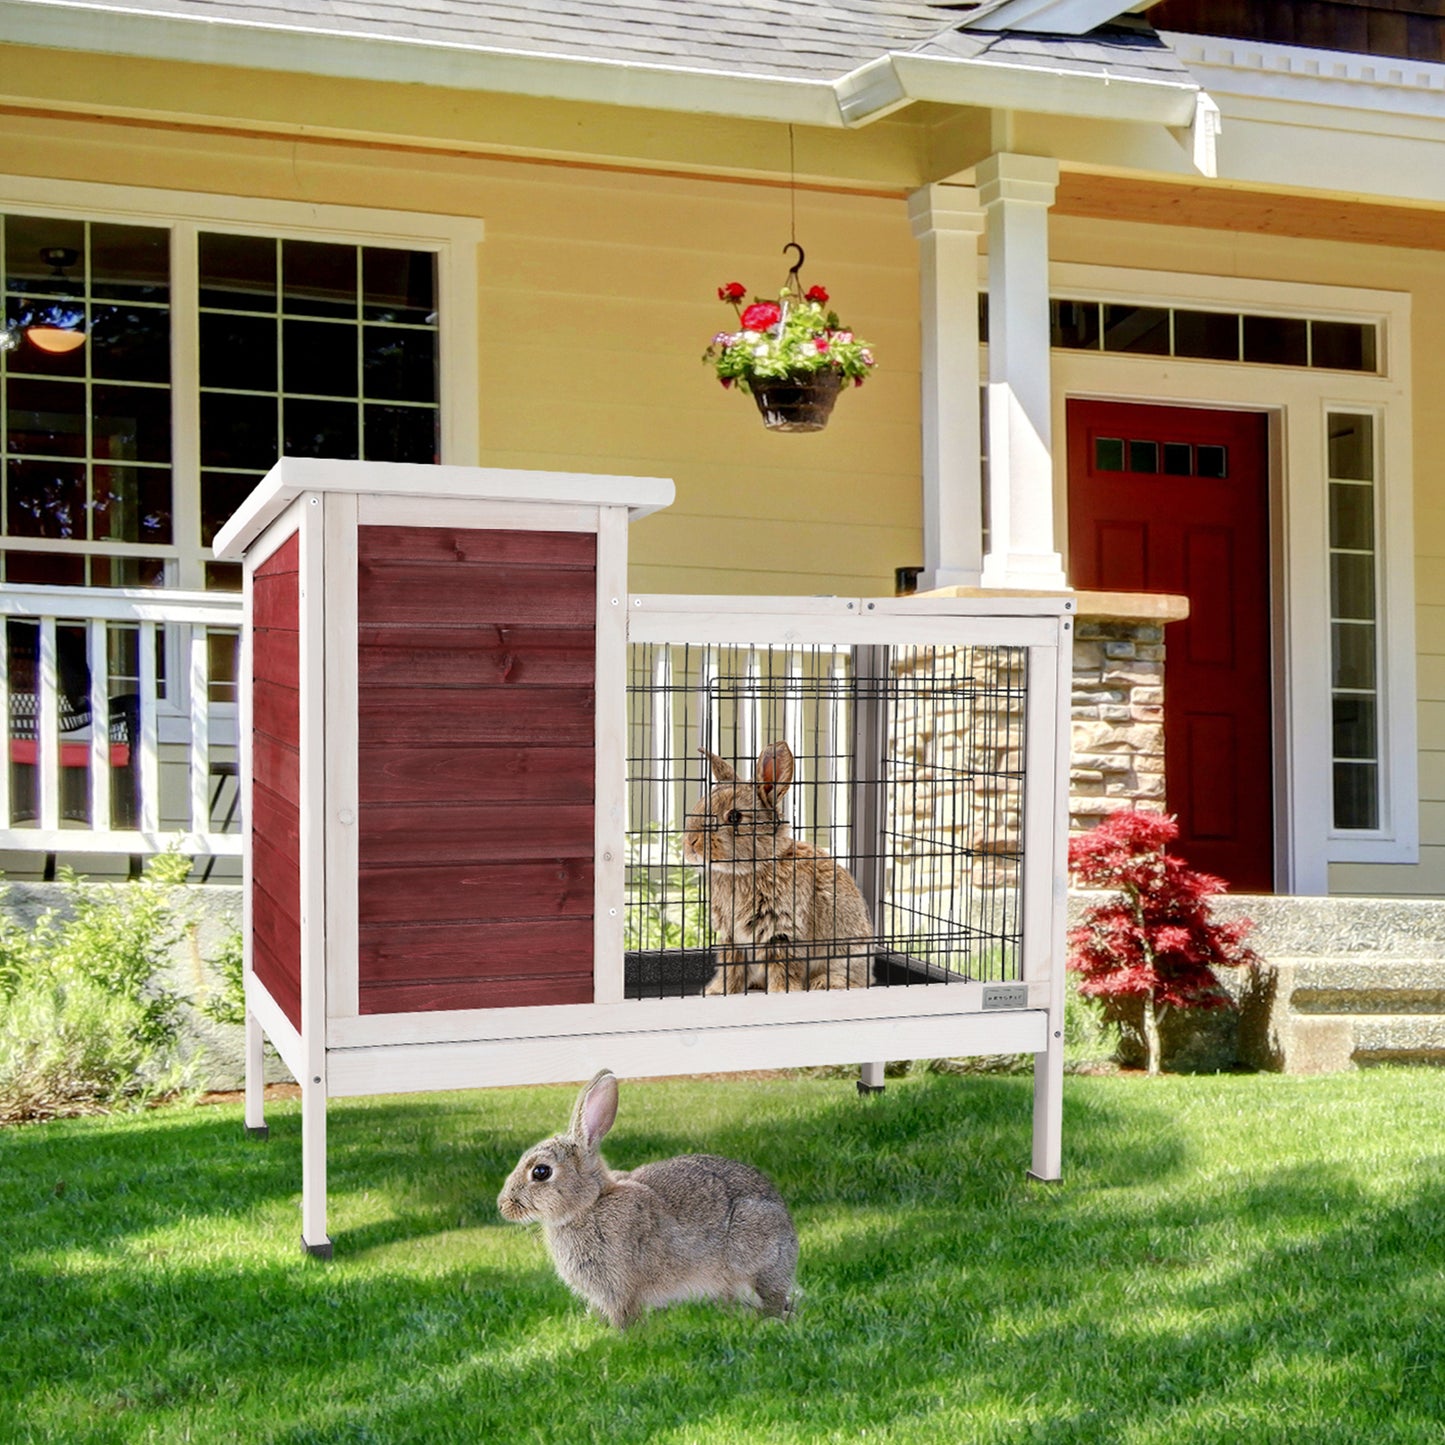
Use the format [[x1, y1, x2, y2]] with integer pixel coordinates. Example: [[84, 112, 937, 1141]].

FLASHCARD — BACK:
[[1046, 263, 1416, 895]]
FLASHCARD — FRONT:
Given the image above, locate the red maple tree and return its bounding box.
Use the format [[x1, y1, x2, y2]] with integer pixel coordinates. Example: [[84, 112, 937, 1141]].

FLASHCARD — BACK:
[[1067, 809, 1258, 1075]]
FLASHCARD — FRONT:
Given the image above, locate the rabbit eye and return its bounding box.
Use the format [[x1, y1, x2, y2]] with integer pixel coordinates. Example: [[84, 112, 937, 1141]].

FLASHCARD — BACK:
[[530, 1164, 552, 1182], [726, 808, 743, 826]]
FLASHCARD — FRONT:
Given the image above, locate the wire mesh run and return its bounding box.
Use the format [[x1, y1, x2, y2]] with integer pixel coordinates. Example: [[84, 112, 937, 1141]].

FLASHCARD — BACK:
[[625, 640, 1028, 1000]]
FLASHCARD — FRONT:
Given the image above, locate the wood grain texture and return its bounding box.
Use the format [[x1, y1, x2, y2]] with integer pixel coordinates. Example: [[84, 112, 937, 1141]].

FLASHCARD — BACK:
[[1055, 173, 1445, 252], [357, 687, 594, 746], [250, 535, 301, 1032], [356, 526, 596, 569], [358, 859, 594, 925], [360, 802, 594, 866], [358, 917, 594, 983], [356, 625, 595, 689], [357, 562, 598, 628], [357, 743, 593, 806], [354, 524, 598, 1010], [359, 973, 594, 1014]]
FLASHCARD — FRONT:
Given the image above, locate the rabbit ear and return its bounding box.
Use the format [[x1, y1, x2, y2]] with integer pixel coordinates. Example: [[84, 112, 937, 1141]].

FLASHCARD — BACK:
[[570, 1070, 619, 1153], [756, 741, 795, 808], [700, 748, 738, 783]]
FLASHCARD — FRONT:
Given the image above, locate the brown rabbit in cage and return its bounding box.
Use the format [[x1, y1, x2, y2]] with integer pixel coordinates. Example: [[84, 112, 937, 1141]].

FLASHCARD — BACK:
[[682, 741, 873, 994]]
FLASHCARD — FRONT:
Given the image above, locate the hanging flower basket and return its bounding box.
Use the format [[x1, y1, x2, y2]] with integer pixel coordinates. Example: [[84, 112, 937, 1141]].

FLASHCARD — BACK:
[[750, 370, 843, 433], [703, 249, 875, 435]]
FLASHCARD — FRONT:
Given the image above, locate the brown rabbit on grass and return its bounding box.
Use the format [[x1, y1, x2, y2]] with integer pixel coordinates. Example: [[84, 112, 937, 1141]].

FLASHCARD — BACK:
[[682, 741, 873, 994], [497, 1070, 797, 1329]]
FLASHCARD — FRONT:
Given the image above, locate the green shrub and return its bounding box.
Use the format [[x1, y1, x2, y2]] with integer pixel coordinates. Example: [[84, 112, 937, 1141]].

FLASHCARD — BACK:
[[0, 853, 203, 1123]]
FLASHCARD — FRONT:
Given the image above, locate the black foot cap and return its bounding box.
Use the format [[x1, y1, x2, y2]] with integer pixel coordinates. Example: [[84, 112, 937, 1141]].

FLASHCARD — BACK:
[[857, 1082, 886, 1097], [245, 1125, 269, 1140], [302, 1236, 334, 1260]]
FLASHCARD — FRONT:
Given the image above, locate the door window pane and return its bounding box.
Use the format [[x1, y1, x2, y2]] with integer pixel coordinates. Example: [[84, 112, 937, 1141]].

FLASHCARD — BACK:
[[1102, 305, 1169, 355], [1242, 315, 1308, 367], [1328, 413, 1374, 481], [1196, 445, 1228, 479], [1312, 321, 1377, 373], [1327, 412, 1381, 830], [1095, 437, 1125, 472], [1174, 310, 1239, 361], [1329, 482, 1374, 551]]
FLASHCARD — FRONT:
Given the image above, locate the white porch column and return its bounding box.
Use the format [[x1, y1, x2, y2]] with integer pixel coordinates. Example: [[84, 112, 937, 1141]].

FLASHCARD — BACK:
[[909, 183, 986, 590], [977, 153, 1066, 590]]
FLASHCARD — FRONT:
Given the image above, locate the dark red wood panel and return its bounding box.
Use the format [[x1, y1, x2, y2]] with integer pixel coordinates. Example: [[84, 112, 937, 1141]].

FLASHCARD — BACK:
[[357, 626, 595, 689], [249, 532, 302, 1030], [360, 973, 594, 1015], [356, 525, 597, 1011], [357, 687, 594, 747], [1067, 401, 1274, 892], [359, 918, 594, 984], [358, 859, 594, 926], [357, 526, 596, 568], [362, 802, 594, 867], [358, 563, 596, 628], [358, 743, 593, 806]]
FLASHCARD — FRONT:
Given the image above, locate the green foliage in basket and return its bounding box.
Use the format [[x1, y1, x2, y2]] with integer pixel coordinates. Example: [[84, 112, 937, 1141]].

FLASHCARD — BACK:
[[704, 280, 877, 393]]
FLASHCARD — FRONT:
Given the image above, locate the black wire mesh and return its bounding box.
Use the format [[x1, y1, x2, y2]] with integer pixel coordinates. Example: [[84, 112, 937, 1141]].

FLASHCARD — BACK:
[[624, 641, 1027, 999]]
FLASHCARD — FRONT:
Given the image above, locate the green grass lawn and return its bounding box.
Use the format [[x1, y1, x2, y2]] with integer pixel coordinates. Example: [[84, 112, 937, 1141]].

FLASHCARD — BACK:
[[3, 1069, 1444, 1444]]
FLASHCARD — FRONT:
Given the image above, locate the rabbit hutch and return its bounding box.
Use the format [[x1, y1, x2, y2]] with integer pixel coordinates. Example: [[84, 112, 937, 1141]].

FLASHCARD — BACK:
[[214, 457, 1073, 1256]]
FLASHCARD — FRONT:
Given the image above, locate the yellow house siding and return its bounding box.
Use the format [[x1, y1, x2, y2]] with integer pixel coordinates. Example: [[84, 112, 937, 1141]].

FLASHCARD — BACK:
[[0, 102, 923, 600]]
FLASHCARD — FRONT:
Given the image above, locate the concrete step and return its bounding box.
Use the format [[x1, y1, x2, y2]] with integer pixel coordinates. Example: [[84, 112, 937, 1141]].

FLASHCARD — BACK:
[[1242, 958, 1445, 1072], [1274, 956, 1445, 1015]]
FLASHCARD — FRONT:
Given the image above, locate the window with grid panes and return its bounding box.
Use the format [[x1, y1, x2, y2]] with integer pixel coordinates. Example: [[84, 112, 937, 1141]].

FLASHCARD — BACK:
[[1, 213, 440, 594]]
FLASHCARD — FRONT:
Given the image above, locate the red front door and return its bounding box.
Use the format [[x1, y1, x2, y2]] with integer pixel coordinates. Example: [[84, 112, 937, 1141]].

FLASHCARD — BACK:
[[1067, 400, 1274, 892]]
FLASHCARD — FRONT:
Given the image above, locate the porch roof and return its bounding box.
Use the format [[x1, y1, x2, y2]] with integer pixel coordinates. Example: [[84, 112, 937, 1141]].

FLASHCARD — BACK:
[[0, 0, 1200, 127]]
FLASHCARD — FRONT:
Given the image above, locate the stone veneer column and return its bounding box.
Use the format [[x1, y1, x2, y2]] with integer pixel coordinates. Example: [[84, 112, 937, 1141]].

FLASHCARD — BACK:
[[1068, 593, 1189, 832]]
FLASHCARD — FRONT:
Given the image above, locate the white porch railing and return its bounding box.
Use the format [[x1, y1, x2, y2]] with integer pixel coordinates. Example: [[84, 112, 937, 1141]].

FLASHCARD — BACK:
[[0, 583, 244, 859]]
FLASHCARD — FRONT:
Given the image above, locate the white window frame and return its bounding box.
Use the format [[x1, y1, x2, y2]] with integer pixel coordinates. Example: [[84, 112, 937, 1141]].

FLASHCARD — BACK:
[[0, 172, 483, 594], [1044, 262, 1416, 893]]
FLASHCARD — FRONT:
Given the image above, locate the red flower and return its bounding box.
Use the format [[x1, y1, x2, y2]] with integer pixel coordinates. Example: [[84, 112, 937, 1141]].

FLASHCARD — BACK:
[[717, 282, 747, 303], [805, 285, 829, 305], [814, 336, 830, 353], [740, 301, 781, 332]]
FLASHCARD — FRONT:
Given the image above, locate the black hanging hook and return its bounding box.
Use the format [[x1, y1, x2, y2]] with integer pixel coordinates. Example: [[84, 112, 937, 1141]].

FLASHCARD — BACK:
[[783, 241, 805, 294]]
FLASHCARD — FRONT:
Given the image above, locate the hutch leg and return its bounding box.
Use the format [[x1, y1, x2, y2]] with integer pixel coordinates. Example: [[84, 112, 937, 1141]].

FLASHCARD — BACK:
[[857, 1061, 886, 1096], [1027, 1026, 1064, 1182], [243, 1008, 268, 1139], [300, 1073, 333, 1258]]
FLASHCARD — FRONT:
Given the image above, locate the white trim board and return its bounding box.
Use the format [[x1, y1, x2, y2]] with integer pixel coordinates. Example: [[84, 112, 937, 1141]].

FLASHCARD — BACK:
[[1046, 261, 1416, 892]]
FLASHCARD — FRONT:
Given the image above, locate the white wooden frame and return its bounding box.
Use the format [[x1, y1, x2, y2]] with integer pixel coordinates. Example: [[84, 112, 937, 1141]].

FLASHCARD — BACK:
[[223, 461, 1072, 1251]]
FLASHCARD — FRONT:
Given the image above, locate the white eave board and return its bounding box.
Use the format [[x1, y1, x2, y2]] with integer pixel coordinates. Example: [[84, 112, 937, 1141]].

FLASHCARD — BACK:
[[212, 458, 675, 560]]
